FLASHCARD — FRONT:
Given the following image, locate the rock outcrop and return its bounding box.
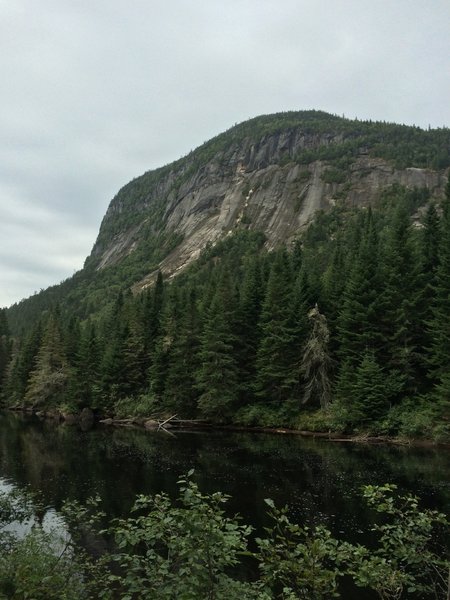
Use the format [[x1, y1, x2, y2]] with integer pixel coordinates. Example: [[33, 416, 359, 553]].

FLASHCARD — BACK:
[[88, 118, 448, 291]]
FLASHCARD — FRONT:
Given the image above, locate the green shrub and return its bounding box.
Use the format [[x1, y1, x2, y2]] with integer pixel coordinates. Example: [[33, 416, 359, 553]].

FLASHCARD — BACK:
[[294, 409, 332, 432], [0, 489, 87, 600], [1, 477, 449, 599], [234, 404, 289, 428], [378, 398, 437, 439], [113, 393, 159, 418]]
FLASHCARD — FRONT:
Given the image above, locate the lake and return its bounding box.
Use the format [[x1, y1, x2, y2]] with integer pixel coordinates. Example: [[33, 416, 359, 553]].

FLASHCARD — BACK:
[[1, 411, 450, 597]]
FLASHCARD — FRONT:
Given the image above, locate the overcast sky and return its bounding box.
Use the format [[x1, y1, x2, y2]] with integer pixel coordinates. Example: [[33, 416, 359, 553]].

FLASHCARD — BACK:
[[1, 0, 449, 307]]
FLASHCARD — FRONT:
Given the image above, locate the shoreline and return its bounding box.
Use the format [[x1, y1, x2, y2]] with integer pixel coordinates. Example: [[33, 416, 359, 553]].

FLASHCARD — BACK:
[[4, 406, 450, 449]]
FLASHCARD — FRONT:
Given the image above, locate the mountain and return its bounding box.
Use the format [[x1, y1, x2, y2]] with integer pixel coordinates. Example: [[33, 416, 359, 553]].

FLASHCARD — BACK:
[[89, 110, 448, 290], [8, 110, 449, 333], [2, 111, 450, 438]]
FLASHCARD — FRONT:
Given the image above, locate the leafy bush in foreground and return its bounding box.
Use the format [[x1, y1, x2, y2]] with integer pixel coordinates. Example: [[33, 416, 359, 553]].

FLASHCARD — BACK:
[[0, 476, 449, 599]]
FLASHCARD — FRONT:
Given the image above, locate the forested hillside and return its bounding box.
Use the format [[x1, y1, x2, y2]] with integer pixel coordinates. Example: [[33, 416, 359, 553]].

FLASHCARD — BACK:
[[6, 111, 449, 336], [1, 178, 450, 440]]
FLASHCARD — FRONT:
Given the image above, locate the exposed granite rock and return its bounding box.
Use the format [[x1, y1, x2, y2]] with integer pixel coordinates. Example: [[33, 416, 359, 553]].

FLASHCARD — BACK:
[[88, 127, 447, 292]]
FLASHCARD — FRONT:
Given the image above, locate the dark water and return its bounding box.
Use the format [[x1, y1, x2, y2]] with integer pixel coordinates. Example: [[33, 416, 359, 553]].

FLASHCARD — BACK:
[[1, 411, 450, 596]]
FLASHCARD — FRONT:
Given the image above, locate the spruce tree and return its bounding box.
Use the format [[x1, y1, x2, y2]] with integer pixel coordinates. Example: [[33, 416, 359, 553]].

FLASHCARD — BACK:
[[421, 203, 440, 281], [429, 177, 450, 413], [24, 313, 70, 408], [321, 236, 347, 331], [196, 269, 239, 421], [336, 208, 383, 366], [378, 198, 423, 396], [144, 271, 165, 362], [235, 255, 264, 404], [349, 351, 392, 427], [416, 203, 440, 389], [0, 309, 11, 400], [254, 250, 298, 404], [5, 321, 42, 403], [163, 286, 201, 415], [123, 302, 148, 397], [147, 289, 178, 405], [76, 323, 101, 408], [99, 292, 130, 407]]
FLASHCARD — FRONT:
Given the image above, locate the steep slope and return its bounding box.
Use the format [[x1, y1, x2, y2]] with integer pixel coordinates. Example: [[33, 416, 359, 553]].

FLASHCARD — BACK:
[[88, 111, 448, 290], [6, 110, 450, 332]]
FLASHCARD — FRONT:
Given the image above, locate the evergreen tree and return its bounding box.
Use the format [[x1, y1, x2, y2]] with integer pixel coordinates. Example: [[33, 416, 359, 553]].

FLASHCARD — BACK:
[[63, 315, 81, 369], [99, 292, 130, 407], [378, 198, 423, 396], [163, 287, 201, 415], [24, 313, 70, 407], [196, 269, 239, 421], [123, 301, 148, 397], [75, 323, 101, 408], [334, 352, 395, 430], [415, 202, 441, 389], [421, 203, 440, 281], [292, 268, 312, 339], [0, 309, 11, 399], [235, 255, 264, 403], [336, 208, 383, 366], [147, 289, 179, 405], [254, 250, 298, 403], [5, 321, 42, 403], [429, 178, 450, 414], [143, 271, 165, 363], [349, 351, 392, 426], [321, 238, 345, 312]]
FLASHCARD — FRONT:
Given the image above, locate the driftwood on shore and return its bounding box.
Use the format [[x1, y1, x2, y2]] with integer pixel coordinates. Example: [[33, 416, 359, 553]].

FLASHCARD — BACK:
[[99, 414, 209, 433]]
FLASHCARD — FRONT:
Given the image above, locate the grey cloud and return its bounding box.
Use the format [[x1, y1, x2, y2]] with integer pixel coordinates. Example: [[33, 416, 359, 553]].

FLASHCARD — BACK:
[[0, 0, 449, 307]]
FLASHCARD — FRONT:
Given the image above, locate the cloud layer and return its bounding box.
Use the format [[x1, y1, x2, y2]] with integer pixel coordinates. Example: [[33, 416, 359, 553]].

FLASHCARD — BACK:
[[1, 0, 449, 306]]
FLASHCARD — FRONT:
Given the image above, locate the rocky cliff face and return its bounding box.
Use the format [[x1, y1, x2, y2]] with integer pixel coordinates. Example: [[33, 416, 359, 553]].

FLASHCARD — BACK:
[[88, 117, 448, 291]]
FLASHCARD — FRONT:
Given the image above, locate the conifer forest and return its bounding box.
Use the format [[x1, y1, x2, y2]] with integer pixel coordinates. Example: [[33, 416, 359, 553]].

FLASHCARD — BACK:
[[2, 173, 450, 442]]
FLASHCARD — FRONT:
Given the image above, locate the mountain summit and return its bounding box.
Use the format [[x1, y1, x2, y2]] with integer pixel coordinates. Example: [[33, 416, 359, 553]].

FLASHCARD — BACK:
[[89, 111, 447, 289], [7, 110, 450, 327]]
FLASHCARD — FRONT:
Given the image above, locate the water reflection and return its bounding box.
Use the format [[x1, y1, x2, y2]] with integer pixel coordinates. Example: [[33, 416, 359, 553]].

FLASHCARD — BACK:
[[0, 411, 449, 541]]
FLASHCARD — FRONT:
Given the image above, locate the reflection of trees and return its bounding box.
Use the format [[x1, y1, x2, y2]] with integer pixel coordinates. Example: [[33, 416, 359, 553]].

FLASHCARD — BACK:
[[0, 412, 449, 542]]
